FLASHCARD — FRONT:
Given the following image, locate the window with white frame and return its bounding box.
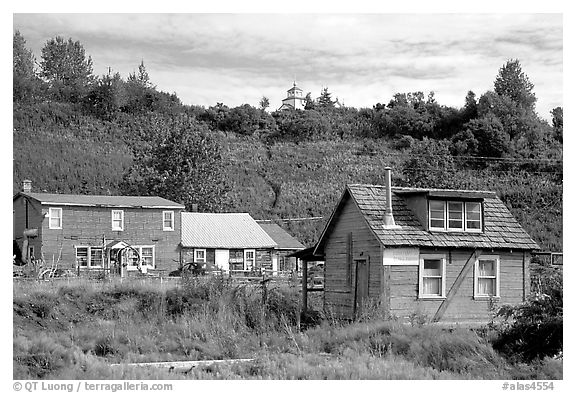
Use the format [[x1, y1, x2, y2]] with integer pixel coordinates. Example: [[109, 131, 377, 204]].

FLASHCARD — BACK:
[[475, 256, 500, 298], [465, 202, 482, 231], [49, 207, 62, 229], [126, 246, 156, 270], [111, 210, 124, 231], [244, 249, 255, 270], [429, 200, 483, 232], [194, 249, 206, 264], [419, 254, 446, 298], [447, 202, 464, 231], [429, 201, 445, 230], [76, 246, 104, 268], [163, 211, 174, 231]]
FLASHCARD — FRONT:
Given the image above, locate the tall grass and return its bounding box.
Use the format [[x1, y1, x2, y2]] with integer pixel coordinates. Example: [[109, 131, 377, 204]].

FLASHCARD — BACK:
[[13, 278, 562, 379]]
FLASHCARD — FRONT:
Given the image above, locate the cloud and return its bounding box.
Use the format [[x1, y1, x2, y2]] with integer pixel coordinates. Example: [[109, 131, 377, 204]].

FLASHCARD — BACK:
[[13, 13, 562, 118]]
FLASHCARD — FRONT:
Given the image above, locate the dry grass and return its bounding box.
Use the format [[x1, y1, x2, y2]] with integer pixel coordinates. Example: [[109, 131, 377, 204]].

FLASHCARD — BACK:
[[13, 278, 562, 380]]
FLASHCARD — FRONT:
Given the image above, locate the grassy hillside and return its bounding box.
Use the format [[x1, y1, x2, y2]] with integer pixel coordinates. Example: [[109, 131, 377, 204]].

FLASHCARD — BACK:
[[13, 278, 562, 380], [13, 102, 562, 251]]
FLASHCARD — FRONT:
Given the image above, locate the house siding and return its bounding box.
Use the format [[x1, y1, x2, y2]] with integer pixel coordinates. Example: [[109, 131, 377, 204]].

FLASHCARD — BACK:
[[324, 195, 382, 318], [15, 199, 182, 274], [181, 247, 274, 271], [388, 248, 527, 322], [13, 197, 44, 260]]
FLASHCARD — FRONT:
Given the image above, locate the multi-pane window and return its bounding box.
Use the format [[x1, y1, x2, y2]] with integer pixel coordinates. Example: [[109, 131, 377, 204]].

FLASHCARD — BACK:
[[127, 246, 155, 270], [163, 211, 174, 231], [140, 247, 154, 267], [448, 202, 464, 230], [194, 249, 206, 264], [49, 208, 62, 229], [90, 248, 103, 267], [429, 200, 482, 232], [429, 201, 445, 229], [244, 249, 256, 270], [111, 210, 124, 231], [76, 246, 103, 268], [466, 202, 482, 231], [475, 256, 500, 297], [419, 254, 446, 298]]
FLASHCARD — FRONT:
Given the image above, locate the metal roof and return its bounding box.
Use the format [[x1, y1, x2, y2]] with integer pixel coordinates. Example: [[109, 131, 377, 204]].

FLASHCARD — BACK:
[[15, 192, 185, 209], [181, 213, 277, 249], [315, 184, 539, 252], [257, 222, 305, 250]]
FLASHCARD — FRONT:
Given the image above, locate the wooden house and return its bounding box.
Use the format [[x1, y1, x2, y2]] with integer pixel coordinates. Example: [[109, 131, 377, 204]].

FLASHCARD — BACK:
[[180, 213, 277, 274], [314, 168, 539, 323], [13, 181, 184, 276], [257, 221, 305, 273]]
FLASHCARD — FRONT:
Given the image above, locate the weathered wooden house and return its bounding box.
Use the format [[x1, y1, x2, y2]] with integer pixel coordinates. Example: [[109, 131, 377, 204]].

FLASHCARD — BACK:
[[257, 221, 305, 273], [314, 169, 539, 323], [180, 213, 277, 273], [13, 181, 184, 276]]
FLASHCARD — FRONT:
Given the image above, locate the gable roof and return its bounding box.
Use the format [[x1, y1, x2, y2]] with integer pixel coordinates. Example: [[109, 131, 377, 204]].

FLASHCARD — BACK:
[[257, 222, 305, 250], [14, 192, 185, 209], [181, 213, 277, 249], [315, 184, 539, 253]]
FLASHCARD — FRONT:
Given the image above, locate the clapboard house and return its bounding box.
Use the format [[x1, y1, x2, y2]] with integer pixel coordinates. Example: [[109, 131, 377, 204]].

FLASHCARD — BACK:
[[13, 181, 184, 276], [314, 168, 539, 323], [180, 213, 277, 274]]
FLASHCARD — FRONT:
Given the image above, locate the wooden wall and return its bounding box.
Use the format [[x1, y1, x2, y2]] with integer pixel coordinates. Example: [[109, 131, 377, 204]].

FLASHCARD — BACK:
[[323, 195, 382, 318], [388, 248, 528, 322]]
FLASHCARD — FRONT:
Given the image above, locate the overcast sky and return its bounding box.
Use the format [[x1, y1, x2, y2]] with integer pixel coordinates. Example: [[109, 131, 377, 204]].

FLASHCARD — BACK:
[[13, 13, 562, 120]]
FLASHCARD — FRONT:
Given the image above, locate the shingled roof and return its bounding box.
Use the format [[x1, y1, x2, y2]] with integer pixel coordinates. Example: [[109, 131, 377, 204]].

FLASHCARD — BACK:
[[316, 184, 539, 252], [14, 192, 185, 209], [181, 213, 277, 249]]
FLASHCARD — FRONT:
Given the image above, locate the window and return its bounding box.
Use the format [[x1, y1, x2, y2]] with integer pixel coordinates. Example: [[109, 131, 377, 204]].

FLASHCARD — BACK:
[[90, 248, 103, 268], [127, 246, 155, 270], [448, 202, 464, 230], [429, 200, 483, 232], [76, 246, 103, 268], [244, 249, 255, 270], [111, 210, 124, 231], [49, 208, 62, 229], [76, 247, 89, 267], [163, 211, 174, 231], [419, 254, 446, 298], [194, 249, 206, 264], [28, 246, 35, 261], [475, 256, 500, 298], [429, 201, 445, 230], [141, 247, 154, 267], [466, 202, 482, 231]]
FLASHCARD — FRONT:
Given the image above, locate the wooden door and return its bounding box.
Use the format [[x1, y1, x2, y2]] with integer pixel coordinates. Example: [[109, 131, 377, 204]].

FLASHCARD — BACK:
[[354, 259, 369, 318]]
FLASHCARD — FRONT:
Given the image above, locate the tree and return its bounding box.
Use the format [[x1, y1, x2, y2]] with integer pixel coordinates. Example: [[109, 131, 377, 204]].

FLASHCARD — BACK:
[[463, 114, 509, 158], [304, 92, 316, 110], [494, 59, 536, 110], [259, 96, 270, 111], [83, 71, 127, 120], [461, 91, 478, 123], [40, 36, 94, 102], [13, 31, 42, 102], [551, 107, 563, 143], [317, 87, 335, 108], [120, 115, 230, 212], [400, 138, 458, 188]]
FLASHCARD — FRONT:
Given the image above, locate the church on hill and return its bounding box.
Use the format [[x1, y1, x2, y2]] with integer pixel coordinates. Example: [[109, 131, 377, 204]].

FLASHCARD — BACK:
[[278, 82, 306, 111]]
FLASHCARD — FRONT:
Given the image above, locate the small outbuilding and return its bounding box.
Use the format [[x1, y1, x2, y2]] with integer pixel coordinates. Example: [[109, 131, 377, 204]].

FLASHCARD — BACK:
[[314, 168, 539, 323], [257, 221, 305, 273]]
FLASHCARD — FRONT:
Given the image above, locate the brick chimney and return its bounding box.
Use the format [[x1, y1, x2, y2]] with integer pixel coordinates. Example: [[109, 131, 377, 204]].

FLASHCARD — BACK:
[[22, 179, 32, 193], [383, 167, 399, 228]]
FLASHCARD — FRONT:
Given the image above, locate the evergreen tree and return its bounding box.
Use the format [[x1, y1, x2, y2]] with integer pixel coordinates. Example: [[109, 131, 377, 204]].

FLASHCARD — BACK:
[[318, 87, 335, 108]]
